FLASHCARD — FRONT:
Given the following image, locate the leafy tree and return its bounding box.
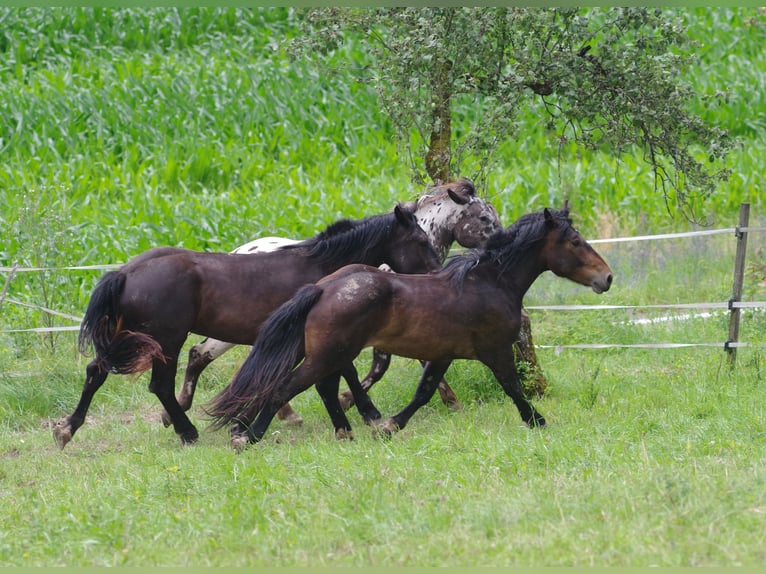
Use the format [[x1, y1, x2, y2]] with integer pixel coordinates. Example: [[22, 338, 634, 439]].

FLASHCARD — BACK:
[[291, 7, 731, 219]]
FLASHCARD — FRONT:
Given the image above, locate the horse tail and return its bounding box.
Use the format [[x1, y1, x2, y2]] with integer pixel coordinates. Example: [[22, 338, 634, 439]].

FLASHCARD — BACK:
[[78, 271, 165, 374], [205, 283, 324, 430]]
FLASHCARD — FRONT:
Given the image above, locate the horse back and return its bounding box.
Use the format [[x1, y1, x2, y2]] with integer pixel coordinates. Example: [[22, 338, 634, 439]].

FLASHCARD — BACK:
[[120, 246, 191, 269], [116, 248, 317, 343], [306, 268, 518, 362]]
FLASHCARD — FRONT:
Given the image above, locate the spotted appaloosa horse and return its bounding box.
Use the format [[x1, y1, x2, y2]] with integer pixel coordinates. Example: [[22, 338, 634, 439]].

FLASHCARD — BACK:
[[54, 205, 440, 449], [206, 206, 613, 448], [176, 178, 501, 426]]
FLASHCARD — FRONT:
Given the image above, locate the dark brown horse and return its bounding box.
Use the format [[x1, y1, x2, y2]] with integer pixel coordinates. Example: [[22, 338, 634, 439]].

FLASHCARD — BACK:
[[206, 206, 613, 448], [54, 205, 440, 449], [178, 179, 501, 426]]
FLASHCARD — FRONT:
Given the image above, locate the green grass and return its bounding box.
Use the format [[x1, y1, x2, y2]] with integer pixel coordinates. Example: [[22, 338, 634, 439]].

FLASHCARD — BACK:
[[1, 346, 765, 566], [1, 7, 766, 567]]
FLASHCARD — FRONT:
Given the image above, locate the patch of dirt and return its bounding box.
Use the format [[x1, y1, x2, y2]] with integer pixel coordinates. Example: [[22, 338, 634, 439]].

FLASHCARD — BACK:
[[1, 448, 20, 458]]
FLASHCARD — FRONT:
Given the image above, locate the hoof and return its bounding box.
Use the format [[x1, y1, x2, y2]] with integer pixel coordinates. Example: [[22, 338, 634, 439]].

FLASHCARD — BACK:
[[335, 428, 354, 440], [280, 412, 304, 427], [373, 417, 399, 438], [338, 391, 355, 412], [160, 410, 172, 428], [362, 410, 383, 426], [231, 434, 249, 452], [179, 427, 199, 445], [446, 400, 464, 412], [52, 418, 73, 450], [527, 414, 546, 428]]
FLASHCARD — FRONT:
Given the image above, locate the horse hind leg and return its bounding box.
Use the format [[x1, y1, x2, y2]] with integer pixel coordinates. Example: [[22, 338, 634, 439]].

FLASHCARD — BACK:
[[340, 362, 381, 424], [270, 371, 357, 440], [150, 355, 199, 445], [436, 378, 463, 411], [53, 361, 109, 449], [315, 372, 355, 440], [240, 352, 353, 449], [340, 352, 463, 414], [277, 360, 379, 430], [238, 371, 315, 449], [161, 338, 237, 427]]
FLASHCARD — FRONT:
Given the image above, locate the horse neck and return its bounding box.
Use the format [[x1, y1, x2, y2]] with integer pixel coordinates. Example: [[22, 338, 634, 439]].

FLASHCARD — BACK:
[[489, 244, 549, 307], [315, 246, 386, 276], [414, 203, 456, 261]]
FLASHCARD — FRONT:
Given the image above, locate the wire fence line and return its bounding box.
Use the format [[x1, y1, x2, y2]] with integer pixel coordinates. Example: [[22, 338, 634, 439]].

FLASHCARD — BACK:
[[2, 221, 765, 352], [2, 224, 765, 275], [541, 341, 756, 352], [0, 263, 120, 273]]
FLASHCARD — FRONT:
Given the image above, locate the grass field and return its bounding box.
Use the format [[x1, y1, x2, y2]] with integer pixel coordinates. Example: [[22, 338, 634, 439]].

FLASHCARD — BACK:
[[1, 7, 765, 566]]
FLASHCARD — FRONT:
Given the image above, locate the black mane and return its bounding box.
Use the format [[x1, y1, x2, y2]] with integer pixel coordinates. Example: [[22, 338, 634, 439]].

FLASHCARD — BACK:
[[282, 207, 412, 267], [441, 208, 572, 291]]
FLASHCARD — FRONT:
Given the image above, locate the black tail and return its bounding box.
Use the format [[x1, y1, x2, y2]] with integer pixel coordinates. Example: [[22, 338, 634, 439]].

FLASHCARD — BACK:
[[205, 284, 324, 430], [78, 271, 165, 374]]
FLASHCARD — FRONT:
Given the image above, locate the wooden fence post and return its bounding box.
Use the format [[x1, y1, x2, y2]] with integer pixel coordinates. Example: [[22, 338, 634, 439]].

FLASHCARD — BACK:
[[727, 202, 750, 368]]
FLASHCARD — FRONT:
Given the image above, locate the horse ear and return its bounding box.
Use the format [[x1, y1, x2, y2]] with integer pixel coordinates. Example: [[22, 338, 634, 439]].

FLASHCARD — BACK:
[[562, 199, 570, 213], [544, 207, 556, 226], [394, 204, 415, 227], [447, 187, 470, 205]]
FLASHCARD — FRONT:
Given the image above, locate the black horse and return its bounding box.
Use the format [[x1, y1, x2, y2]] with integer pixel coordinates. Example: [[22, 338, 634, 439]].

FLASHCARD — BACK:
[[206, 206, 613, 448], [54, 205, 440, 448]]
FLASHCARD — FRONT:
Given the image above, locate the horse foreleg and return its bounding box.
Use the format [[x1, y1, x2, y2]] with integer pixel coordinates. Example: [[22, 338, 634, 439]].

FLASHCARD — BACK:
[[488, 360, 546, 428], [276, 402, 304, 426], [361, 348, 392, 391], [53, 361, 109, 449], [150, 356, 199, 445], [436, 378, 462, 411], [378, 359, 453, 437], [161, 338, 236, 427], [416, 358, 462, 411], [340, 348, 391, 410]]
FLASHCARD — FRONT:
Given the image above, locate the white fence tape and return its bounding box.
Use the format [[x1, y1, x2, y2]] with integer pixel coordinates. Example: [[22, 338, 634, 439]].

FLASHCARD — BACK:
[[588, 227, 734, 243], [0, 264, 120, 273], [1, 326, 80, 333], [2, 223, 765, 349], [542, 341, 762, 353], [2, 296, 83, 322], [2, 225, 765, 275], [526, 301, 766, 311]]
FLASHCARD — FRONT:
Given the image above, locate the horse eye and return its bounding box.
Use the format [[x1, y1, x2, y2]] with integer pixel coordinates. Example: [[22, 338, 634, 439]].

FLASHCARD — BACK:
[[571, 239, 581, 248]]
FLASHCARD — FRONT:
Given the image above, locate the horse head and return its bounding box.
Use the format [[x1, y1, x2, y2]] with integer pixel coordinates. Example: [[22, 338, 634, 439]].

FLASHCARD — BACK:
[[416, 178, 502, 257], [386, 204, 442, 274], [542, 206, 613, 294], [449, 191, 502, 250]]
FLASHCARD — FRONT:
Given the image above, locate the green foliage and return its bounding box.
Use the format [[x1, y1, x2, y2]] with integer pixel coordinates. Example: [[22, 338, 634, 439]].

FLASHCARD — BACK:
[[0, 7, 404, 317], [294, 7, 736, 219]]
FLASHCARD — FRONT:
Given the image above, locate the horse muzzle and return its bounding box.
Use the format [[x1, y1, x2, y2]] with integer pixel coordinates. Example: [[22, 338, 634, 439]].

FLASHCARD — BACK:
[[591, 273, 613, 294]]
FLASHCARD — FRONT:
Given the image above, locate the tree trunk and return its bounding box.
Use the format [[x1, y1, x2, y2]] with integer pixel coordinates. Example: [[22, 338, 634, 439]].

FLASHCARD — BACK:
[[425, 58, 452, 184], [424, 57, 548, 398], [514, 309, 547, 397]]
